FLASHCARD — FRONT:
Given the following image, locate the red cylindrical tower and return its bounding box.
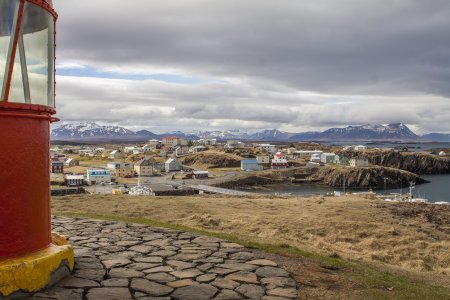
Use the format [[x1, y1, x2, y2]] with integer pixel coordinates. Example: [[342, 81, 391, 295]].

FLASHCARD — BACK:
[[0, 0, 73, 296], [0, 104, 55, 258]]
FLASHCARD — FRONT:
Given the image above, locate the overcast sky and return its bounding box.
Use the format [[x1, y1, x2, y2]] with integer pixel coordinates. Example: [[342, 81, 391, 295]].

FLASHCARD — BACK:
[[53, 0, 450, 134]]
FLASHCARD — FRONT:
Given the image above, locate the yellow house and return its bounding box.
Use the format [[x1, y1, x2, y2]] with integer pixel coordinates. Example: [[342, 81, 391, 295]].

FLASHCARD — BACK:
[[107, 162, 134, 177]]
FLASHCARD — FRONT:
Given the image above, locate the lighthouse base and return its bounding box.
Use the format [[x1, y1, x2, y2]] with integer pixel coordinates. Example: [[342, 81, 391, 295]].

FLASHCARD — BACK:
[[0, 233, 74, 299]]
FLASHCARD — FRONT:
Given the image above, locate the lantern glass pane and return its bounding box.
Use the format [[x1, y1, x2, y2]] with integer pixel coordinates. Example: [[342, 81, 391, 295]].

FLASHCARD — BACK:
[[0, 0, 18, 96], [8, 44, 25, 102], [21, 2, 54, 106]]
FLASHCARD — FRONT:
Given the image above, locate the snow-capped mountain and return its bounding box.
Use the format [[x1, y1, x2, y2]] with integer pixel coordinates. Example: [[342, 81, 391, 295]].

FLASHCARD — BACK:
[[191, 129, 252, 140], [51, 122, 136, 139], [246, 129, 294, 140], [289, 123, 419, 141], [51, 122, 423, 142], [191, 129, 294, 140]]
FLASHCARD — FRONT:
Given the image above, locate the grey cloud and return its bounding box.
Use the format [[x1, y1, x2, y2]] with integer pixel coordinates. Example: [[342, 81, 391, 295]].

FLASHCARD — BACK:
[[54, 0, 450, 96], [55, 76, 448, 133], [52, 0, 450, 133]]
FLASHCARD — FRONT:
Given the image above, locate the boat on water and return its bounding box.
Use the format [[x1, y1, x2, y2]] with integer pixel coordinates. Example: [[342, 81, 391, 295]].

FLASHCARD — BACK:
[[382, 183, 430, 203], [407, 198, 428, 203]]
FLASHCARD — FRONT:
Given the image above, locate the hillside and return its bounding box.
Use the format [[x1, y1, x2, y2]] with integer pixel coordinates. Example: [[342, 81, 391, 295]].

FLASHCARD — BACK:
[[214, 166, 424, 189], [306, 165, 425, 188], [341, 150, 450, 174], [422, 133, 450, 142], [179, 150, 242, 169]]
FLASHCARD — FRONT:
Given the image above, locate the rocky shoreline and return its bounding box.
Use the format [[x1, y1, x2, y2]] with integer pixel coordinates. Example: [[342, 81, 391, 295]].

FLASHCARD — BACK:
[[339, 150, 450, 174], [214, 166, 426, 190]]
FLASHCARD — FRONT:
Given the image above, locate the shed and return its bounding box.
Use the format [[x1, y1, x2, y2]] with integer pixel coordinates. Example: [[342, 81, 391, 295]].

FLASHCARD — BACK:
[[185, 171, 209, 179]]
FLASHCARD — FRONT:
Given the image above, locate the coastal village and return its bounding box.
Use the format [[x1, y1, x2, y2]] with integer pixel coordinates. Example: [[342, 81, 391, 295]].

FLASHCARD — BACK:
[[50, 136, 449, 202]]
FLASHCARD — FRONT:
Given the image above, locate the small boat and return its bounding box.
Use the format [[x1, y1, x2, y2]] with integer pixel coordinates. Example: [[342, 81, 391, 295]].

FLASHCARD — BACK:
[[408, 198, 428, 203]]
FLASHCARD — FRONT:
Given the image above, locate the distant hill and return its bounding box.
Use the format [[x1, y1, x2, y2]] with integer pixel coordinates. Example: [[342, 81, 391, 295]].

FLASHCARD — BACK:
[[135, 130, 160, 140], [421, 133, 450, 142], [289, 123, 419, 141]]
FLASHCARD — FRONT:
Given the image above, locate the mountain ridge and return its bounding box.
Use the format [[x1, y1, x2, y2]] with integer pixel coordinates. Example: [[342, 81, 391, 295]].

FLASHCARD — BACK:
[[51, 122, 447, 142]]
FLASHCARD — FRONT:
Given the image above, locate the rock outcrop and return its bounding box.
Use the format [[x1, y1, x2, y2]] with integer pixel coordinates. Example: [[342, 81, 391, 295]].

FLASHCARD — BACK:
[[306, 166, 426, 188], [180, 151, 241, 168], [215, 166, 424, 189], [340, 151, 450, 174]]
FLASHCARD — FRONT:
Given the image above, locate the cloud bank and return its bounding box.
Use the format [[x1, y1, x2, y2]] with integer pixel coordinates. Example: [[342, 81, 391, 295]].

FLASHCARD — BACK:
[[53, 0, 450, 133]]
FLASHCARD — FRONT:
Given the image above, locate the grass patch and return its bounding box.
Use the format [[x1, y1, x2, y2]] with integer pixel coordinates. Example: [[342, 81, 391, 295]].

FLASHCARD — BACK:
[[55, 211, 450, 300]]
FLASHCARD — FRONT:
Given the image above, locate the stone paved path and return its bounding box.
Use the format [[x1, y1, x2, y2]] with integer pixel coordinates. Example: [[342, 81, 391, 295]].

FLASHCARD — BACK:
[[29, 216, 298, 300]]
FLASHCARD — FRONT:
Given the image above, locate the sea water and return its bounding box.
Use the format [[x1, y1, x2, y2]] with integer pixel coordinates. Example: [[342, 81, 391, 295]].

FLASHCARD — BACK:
[[247, 174, 450, 202]]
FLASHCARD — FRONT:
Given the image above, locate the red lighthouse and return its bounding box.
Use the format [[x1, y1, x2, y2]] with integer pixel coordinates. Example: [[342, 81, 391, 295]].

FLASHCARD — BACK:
[[0, 0, 73, 296]]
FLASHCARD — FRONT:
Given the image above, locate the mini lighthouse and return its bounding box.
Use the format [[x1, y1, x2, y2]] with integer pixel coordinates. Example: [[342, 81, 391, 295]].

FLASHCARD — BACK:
[[0, 0, 73, 297]]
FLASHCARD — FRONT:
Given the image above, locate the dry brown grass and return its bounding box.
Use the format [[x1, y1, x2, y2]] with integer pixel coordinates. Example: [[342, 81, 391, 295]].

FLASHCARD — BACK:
[[180, 150, 242, 169], [52, 194, 450, 281]]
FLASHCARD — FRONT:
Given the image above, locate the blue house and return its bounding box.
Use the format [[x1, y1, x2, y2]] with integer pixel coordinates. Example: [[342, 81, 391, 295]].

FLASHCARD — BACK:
[[86, 169, 111, 184], [241, 159, 263, 171]]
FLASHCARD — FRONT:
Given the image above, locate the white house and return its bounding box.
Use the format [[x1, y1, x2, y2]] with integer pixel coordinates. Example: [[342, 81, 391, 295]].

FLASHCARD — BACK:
[[185, 171, 209, 179], [175, 146, 190, 157], [241, 159, 263, 171], [124, 146, 142, 154], [64, 158, 79, 166], [142, 144, 153, 152], [271, 158, 288, 169], [225, 140, 245, 149], [190, 146, 207, 153], [260, 144, 277, 154], [94, 148, 105, 155], [310, 153, 321, 163], [109, 150, 122, 159], [256, 155, 270, 164], [293, 150, 323, 159], [354, 145, 368, 151], [287, 148, 297, 155], [350, 158, 369, 167], [86, 169, 111, 184], [320, 153, 336, 164], [79, 149, 94, 157], [147, 139, 161, 147], [165, 158, 182, 172]]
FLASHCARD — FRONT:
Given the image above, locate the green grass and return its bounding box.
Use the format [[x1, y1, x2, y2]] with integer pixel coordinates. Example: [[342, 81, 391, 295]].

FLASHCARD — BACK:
[[55, 211, 450, 300]]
